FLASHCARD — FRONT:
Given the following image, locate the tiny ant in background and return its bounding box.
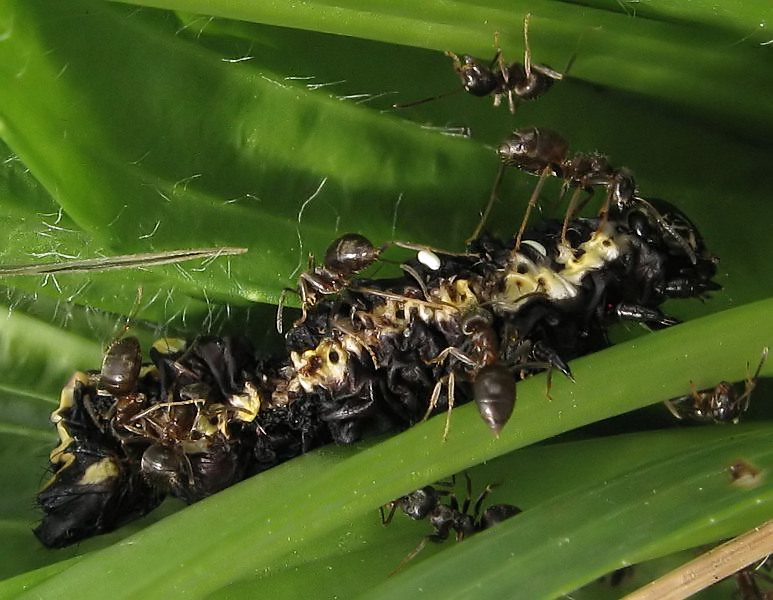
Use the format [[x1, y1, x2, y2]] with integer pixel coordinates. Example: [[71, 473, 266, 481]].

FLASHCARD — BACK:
[[393, 14, 563, 114], [665, 347, 768, 423], [381, 473, 521, 574]]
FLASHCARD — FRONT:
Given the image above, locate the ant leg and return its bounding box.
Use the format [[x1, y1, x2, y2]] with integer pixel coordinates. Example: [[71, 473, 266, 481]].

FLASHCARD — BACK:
[[560, 186, 585, 245], [491, 31, 516, 113], [394, 55, 465, 109], [389, 537, 429, 576], [130, 398, 205, 422], [389, 239, 467, 260], [292, 278, 316, 329], [445, 50, 463, 71], [111, 287, 143, 342], [467, 162, 505, 244], [275, 287, 296, 334], [442, 371, 456, 442], [380, 501, 399, 525], [492, 32, 506, 76], [427, 346, 477, 369], [489, 33, 508, 110], [595, 185, 615, 234], [750, 346, 768, 382], [544, 367, 554, 401], [514, 166, 551, 252], [422, 377, 445, 422], [735, 347, 769, 413], [689, 380, 702, 403], [352, 285, 455, 313], [635, 198, 698, 264], [472, 482, 496, 519]]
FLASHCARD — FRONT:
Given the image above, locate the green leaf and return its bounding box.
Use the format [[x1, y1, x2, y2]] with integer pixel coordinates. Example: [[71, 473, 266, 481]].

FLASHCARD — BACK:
[[1, 300, 771, 597], [0, 0, 772, 597]]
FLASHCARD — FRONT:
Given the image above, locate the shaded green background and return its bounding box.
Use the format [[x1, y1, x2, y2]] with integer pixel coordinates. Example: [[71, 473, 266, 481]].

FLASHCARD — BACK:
[[0, 0, 771, 597]]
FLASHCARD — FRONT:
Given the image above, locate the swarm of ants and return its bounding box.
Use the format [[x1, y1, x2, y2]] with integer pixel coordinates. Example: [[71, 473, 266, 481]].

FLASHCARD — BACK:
[[30, 15, 745, 561]]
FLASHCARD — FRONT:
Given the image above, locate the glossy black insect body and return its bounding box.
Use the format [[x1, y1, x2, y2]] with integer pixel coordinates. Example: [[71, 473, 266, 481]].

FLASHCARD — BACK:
[[34, 372, 163, 548], [34, 139, 724, 548], [299, 233, 380, 305], [498, 126, 569, 175], [35, 335, 274, 547], [381, 474, 521, 573], [35, 443, 161, 549], [496, 127, 637, 221]]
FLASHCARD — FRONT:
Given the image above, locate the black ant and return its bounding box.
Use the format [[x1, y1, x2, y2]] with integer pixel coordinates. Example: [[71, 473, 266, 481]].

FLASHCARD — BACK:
[[277, 232, 468, 333], [394, 14, 562, 114], [664, 347, 768, 423], [277, 233, 382, 334], [380, 473, 521, 574], [421, 308, 504, 439], [486, 127, 699, 265], [494, 127, 635, 250]]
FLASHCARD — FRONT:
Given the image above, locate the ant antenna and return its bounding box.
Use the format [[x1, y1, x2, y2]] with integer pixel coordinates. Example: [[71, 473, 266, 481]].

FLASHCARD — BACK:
[[514, 167, 551, 252], [467, 162, 505, 244], [751, 346, 769, 381], [119, 287, 144, 339], [523, 13, 533, 79], [392, 86, 463, 110]]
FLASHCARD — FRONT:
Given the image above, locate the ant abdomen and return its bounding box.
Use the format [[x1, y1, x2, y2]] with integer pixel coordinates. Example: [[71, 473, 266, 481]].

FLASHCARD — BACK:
[[323, 233, 380, 275], [473, 364, 516, 435], [99, 337, 142, 396]]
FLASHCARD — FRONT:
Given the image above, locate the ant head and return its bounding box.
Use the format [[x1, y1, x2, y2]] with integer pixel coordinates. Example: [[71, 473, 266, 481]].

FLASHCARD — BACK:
[[445, 51, 500, 97]]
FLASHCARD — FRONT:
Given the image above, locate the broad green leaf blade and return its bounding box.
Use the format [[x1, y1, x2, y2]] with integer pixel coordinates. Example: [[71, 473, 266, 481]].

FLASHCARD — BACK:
[[2, 300, 770, 598], [231, 426, 773, 599], [1, 1, 772, 597], [107, 0, 773, 139], [0, 0, 495, 313], [0, 305, 102, 400], [367, 427, 773, 599], [0, 138, 252, 332]]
